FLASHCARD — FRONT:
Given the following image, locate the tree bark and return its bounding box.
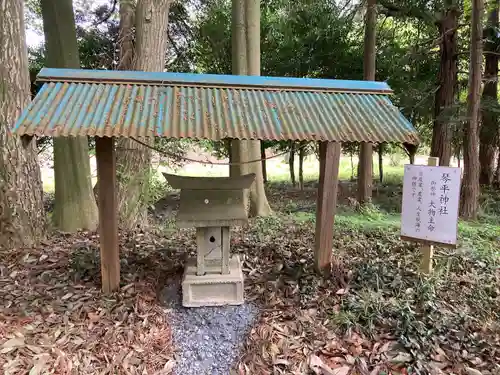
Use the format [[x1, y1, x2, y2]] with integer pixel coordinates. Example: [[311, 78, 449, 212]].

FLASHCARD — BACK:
[[41, 0, 98, 232], [0, 0, 46, 248], [299, 141, 305, 190], [378, 143, 384, 183], [118, 0, 135, 71], [479, 0, 499, 185], [289, 141, 296, 187], [245, 0, 272, 217], [460, 0, 483, 219], [496, 151, 500, 185], [260, 142, 267, 183], [431, 8, 459, 167], [358, 0, 376, 204], [230, 0, 249, 212], [115, 0, 171, 230]]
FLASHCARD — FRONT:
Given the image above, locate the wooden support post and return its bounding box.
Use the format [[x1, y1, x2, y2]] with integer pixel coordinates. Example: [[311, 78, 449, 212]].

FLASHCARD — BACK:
[[95, 136, 120, 293], [421, 156, 439, 274], [314, 141, 341, 274]]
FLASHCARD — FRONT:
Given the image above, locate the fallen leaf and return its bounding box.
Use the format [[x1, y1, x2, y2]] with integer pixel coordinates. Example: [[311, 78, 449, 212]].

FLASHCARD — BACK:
[[162, 359, 175, 373], [273, 358, 290, 366], [389, 351, 412, 363], [465, 368, 483, 375], [29, 354, 49, 375], [1, 337, 25, 353], [331, 366, 351, 375], [308, 355, 348, 375]]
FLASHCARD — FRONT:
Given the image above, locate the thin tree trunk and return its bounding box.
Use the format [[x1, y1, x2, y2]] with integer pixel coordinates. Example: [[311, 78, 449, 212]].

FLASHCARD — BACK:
[[0, 0, 46, 248], [460, 0, 483, 219], [94, 0, 135, 201], [378, 142, 384, 183], [118, 0, 135, 71], [115, 0, 171, 230], [230, 0, 249, 212], [41, 0, 98, 232], [358, 0, 376, 204], [299, 141, 305, 190], [479, 0, 499, 185], [260, 142, 267, 183], [431, 8, 459, 167], [245, 0, 272, 217], [289, 141, 296, 187]]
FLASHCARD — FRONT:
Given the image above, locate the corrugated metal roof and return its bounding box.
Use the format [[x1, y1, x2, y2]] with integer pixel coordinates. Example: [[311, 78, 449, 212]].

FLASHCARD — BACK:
[[12, 69, 420, 144], [36, 68, 393, 93]]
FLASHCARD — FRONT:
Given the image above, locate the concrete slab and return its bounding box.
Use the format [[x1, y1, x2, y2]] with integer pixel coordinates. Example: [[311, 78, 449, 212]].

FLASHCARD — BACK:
[[182, 255, 244, 307]]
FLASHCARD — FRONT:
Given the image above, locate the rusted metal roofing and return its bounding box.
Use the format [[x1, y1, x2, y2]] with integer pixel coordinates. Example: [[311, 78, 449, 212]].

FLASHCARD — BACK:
[[12, 68, 420, 144]]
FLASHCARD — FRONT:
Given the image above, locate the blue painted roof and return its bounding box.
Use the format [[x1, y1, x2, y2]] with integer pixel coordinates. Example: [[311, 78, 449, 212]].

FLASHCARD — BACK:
[[12, 68, 419, 145], [37, 68, 393, 93]]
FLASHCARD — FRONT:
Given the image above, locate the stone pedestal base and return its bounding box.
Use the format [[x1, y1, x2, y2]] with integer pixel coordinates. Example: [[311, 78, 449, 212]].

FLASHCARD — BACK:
[[182, 255, 244, 307]]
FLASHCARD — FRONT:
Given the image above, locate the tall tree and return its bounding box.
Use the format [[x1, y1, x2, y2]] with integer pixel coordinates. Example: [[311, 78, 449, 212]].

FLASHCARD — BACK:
[[479, 0, 499, 185], [118, 0, 135, 71], [115, 0, 171, 229], [380, 1, 461, 167], [41, 0, 98, 232], [230, 0, 272, 216], [461, 0, 484, 219], [430, 2, 460, 167], [358, 0, 377, 204], [0, 0, 46, 248], [245, 0, 272, 217], [230, 0, 247, 186]]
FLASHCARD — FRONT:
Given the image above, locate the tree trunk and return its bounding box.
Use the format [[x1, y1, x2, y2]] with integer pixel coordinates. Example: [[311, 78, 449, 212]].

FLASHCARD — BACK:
[[479, 0, 499, 185], [245, 0, 272, 217], [299, 141, 305, 190], [260, 142, 267, 183], [289, 141, 296, 186], [93, 0, 135, 202], [496, 150, 500, 185], [358, 0, 376, 204], [230, 0, 249, 212], [41, 0, 98, 232], [118, 0, 135, 71], [460, 0, 483, 219], [0, 0, 46, 248], [115, 0, 171, 230], [378, 143, 384, 183], [431, 8, 459, 167]]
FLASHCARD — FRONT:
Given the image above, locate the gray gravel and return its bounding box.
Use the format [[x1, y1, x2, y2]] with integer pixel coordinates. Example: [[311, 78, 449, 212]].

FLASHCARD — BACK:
[[161, 279, 259, 375]]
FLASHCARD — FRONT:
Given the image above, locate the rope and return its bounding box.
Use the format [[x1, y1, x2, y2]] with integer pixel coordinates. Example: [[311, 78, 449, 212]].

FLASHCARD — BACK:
[[128, 136, 310, 166]]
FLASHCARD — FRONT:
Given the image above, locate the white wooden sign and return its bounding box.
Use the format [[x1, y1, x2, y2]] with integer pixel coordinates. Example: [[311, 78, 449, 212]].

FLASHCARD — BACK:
[[401, 164, 461, 246]]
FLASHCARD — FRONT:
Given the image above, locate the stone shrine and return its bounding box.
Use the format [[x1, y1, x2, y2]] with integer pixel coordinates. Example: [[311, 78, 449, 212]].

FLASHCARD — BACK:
[[162, 172, 256, 307]]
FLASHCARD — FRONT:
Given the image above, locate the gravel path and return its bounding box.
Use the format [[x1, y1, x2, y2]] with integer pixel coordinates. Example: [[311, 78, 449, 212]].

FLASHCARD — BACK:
[[162, 279, 259, 375]]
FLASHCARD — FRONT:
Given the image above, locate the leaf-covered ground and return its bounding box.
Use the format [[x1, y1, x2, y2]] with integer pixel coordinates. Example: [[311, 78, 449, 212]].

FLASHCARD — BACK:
[[1, 181, 499, 375], [234, 183, 500, 375]]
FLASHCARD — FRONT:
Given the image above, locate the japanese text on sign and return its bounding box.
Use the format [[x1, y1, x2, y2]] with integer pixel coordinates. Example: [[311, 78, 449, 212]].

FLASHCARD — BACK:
[[401, 165, 461, 246]]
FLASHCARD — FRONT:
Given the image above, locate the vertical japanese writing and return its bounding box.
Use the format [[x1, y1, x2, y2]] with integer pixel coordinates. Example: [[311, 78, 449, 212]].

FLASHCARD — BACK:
[[428, 180, 437, 232], [415, 171, 424, 232], [440, 173, 451, 216], [412, 175, 417, 198]]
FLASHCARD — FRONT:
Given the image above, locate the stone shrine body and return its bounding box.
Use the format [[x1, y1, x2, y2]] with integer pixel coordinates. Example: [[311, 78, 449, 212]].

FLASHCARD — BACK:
[[162, 173, 256, 307]]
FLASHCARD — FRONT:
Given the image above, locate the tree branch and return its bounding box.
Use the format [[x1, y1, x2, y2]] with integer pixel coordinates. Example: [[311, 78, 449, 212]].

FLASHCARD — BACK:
[[94, 0, 118, 26], [378, 0, 436, 23]]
